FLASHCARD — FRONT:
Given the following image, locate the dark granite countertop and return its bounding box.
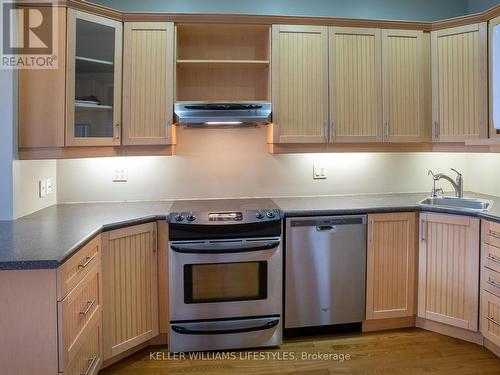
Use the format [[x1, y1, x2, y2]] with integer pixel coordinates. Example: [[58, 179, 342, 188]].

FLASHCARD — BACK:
[[2, 192, 500, 270]]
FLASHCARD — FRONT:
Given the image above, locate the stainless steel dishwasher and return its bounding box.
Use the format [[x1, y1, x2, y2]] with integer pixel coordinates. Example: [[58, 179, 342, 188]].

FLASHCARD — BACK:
[[285, 215, 367, 329]]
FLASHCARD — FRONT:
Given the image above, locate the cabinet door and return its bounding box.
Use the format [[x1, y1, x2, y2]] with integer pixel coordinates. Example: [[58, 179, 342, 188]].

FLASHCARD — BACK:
[[102, 223, 158, 360], [66, 10, 123, 147], [123, 22, 174, 145], [329, 27, 382, 143], [490, 16, 500, 138], [271, 25, 329, 143], [431, 23, 488, 142], [366, 212, 417, 320], [418, 213, 480, 331], [382, 30, 425, 142]]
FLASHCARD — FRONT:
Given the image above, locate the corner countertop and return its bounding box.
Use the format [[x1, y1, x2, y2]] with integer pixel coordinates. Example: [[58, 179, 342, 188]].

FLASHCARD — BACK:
[[1, 192, 500, 270]]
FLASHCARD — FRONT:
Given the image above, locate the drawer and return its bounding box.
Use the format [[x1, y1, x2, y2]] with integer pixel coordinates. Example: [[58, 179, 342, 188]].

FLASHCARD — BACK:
[[63, 318, 102, 375], [59, 264, 101, 371], [481, 290, 500, 348], [483, 220, 500, 250], [483, 267, 500, 298], [58, 235, 100, 300], [483, 243, 500, 274]]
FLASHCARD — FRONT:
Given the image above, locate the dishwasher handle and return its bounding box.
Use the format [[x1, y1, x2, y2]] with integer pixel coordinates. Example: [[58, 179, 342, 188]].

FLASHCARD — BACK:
[[316, 225, 337, 232]]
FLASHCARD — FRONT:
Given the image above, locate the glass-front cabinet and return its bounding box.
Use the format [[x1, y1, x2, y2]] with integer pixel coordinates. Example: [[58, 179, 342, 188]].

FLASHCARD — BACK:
[[66, 10, 122, 146]]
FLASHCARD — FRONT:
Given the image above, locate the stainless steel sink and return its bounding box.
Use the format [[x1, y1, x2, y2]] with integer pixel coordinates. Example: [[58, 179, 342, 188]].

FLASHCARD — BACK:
[[419, 196, 493, 212]]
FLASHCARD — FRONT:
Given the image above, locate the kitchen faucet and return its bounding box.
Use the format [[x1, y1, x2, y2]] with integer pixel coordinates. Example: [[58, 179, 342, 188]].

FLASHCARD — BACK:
[[427, 169, 463, 198]]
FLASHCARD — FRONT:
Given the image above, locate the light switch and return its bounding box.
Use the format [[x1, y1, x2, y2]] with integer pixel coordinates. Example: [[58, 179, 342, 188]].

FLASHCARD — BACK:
[[39, 180, 47, 197], [46, 178, 53, 194], [313, 165, 327, 180], [112, 167, 128, 182]]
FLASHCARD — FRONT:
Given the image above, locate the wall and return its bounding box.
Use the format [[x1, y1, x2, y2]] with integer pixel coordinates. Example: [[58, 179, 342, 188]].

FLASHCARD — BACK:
[[57, 127, 478, 203], [467, 0, 500, 13], [0, 70, 14, 220], [91, 0, 469, 21]]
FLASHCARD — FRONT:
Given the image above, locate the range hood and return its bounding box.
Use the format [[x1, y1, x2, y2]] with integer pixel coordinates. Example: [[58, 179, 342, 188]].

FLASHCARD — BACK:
[[174, 102, 272, 127]]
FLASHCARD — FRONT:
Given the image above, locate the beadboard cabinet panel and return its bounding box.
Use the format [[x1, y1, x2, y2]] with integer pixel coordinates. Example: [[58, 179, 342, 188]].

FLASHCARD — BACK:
[[102, 223, 159, 360], [366, 212, 418, 320], [329, 27, 383, 143], [431, 23, 488, 142], [418, 213, 480, 331], [123, 22, 175, 145], [382, 30, 425, 142], [271, 25, 329, 143]]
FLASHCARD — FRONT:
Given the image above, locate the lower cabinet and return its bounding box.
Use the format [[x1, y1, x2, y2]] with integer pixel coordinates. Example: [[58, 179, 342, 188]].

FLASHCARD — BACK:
[[418, 213, 480, 331], [366, 212, 418, 320], [101, 222, 159, 361]]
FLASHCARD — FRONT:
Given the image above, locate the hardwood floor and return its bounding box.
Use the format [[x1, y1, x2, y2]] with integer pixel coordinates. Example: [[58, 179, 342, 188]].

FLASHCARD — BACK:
[[100, 328, 500, 375]]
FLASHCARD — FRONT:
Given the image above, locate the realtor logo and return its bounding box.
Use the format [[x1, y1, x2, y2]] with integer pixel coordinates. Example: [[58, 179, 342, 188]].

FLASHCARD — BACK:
[[1, 1, 58, 69]]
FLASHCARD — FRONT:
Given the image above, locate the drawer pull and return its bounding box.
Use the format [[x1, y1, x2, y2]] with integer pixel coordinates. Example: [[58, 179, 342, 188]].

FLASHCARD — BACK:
[[80, 356, 98, 375], [488, 278, 500, 289], [487, 254, 500, 265], [79, 299, 96, 316], [485, 316, 500, 327], [489, 229, 500, 240], [78, 255, 95, 270]]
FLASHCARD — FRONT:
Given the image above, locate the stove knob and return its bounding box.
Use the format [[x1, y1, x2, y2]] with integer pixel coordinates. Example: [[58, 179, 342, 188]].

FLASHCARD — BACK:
[[174, 214, 184, 222], [256, 211, 265, 219], [186, 214, 196, 222], [266, 211, 275, 219]]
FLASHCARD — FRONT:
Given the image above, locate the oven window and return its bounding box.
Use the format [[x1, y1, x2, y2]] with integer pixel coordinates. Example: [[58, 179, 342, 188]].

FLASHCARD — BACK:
[[184, 261, 268, 304]]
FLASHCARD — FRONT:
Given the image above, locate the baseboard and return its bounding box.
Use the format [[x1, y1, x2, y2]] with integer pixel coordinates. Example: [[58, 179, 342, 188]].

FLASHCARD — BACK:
[[101, 334, 168, 369], [362, 316, 416, 332], [484, 338, 500, 357], [416, 317, 483, 345]]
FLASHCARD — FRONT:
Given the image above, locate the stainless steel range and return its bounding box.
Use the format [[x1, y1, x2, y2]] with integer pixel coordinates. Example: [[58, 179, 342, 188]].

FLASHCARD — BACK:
[[168, 199, 283, 352]]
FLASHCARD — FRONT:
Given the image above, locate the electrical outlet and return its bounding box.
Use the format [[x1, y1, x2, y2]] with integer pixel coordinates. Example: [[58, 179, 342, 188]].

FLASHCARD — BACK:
[[112, 167, 128, 182], [39, 180, 47, 197], [313, 165, 327, 180], [46, 178, 53, 194]]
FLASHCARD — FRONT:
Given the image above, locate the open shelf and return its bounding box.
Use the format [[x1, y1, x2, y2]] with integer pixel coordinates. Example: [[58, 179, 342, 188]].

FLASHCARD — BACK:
[[176, 24, 271, 102]]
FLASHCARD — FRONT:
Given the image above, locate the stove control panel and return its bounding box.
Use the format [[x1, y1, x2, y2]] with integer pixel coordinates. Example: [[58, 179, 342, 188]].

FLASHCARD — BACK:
[[169, 209, 282, 225]]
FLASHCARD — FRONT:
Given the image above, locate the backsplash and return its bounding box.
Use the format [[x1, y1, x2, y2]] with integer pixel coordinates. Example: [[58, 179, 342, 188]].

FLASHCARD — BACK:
[[56, 127, 482, 203]]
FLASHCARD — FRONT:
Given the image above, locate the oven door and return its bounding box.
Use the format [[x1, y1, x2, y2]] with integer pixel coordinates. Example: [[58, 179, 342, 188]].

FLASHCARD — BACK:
[[169, 237, 282, 321]]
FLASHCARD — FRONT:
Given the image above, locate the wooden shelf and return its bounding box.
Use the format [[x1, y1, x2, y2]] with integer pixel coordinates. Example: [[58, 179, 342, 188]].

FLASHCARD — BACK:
[[75, 102, 113, 111], [176, 59, 270, 67]]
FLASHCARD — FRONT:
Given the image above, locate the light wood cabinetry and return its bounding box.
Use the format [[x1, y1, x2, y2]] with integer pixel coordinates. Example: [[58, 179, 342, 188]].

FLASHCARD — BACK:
[[66, 10, 123, 147], [329, 27, 382, 142], [271, 25, 329, 143], [176, 24, 270, 102], [481, 220, 500, 348], [431, 23, 488, 142], [123, 22, 175, 145], [101, 223, 159, 361], [418, 213, 480, 331], [382, 30, 426, 142], [366, 212, 418, 320]]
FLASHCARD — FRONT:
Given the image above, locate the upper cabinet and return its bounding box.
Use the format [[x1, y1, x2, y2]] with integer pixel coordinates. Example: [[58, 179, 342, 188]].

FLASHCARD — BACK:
[[270, 26, 427, 145], [491, 16, 500, 138], [175, 24, 270, 102], [271, 25, 329, 143], [431, 23, 488, 142], [122, 22, 175, 145], [66, 10, 123, 147], [382, 30, 427, 142], [329, 27, 382, 143]]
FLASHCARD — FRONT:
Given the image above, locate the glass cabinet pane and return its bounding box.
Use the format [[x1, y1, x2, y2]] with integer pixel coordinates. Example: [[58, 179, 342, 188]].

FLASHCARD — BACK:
[[494, 24, 500, 130], [74, 18, 116, 138]]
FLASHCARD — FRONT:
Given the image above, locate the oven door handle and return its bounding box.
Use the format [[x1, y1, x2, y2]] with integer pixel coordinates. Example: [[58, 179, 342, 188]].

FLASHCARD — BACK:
[[171, 318, 279, 335], [170, 240, 280, 254]]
